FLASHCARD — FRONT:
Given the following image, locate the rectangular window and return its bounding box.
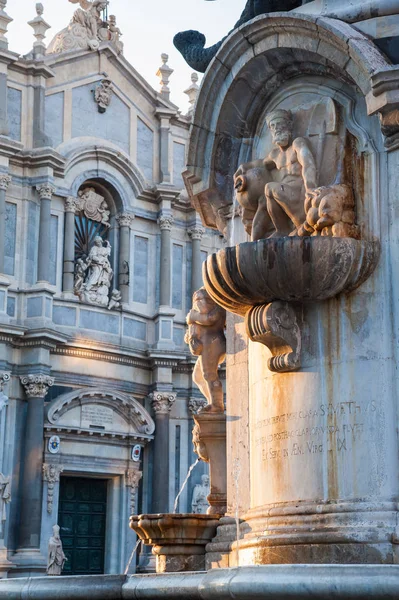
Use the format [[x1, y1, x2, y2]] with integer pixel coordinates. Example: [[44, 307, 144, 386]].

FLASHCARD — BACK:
[[26, 201, 39, 284], [7, 87, 22, 142], [5, 202, 16, 276], [172, 244, 183, 310], [137, 118, 154, 181], [173, 142, 185, 188], [133, 236, 149, 304]]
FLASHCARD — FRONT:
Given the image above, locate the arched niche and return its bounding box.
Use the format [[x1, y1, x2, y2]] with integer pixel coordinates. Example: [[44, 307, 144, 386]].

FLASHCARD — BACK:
[[45, 388, 155, 442], [185, 13, 392, 235]]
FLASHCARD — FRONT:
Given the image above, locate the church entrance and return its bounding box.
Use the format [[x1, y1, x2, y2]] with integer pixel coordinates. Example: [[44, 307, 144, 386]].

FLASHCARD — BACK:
[[58, 476, 108, 575]]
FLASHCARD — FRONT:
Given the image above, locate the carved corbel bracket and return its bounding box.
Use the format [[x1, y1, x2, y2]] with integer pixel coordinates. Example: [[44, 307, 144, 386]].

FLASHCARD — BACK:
[[245, 301, 301, 373]]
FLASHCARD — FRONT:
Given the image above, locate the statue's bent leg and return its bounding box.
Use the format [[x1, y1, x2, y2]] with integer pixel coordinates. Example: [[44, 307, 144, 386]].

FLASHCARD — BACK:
[[201, 344, 225, 413], [252, 195, 274, 241], [193, 357, 209, 402]]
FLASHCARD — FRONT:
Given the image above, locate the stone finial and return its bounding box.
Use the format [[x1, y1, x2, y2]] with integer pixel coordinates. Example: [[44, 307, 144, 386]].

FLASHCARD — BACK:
[[156, 53, 174, 101], [158, 214, 174, 231], [150, 391, 176, 415], [28, 3, 51, 57], [116, 213, 135, 228], [20, 374, 54, 398], [43, 464, 64, 514], [0, 175, 11, 191], [0, 0, 12, 50], [184, 72, 200, 116], [37, 183, 56, 200], [188, 226, 205, 241]]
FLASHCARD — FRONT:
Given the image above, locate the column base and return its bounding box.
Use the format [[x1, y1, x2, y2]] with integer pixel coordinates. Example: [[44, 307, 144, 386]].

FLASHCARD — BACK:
[[10, 548, 46, 578], [231, 501, 399, 566], [0, 546, 13, 579], [136, 549, 156, 573]]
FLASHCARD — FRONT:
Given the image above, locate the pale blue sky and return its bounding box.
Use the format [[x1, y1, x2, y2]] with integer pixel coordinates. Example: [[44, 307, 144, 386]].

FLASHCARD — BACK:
[[7, 0, 245, 110]]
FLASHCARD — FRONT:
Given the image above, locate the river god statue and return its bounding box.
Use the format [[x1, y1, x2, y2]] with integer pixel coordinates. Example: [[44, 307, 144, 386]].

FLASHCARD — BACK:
[[185, 288, 226, 413], [235, 109, 318, 240]]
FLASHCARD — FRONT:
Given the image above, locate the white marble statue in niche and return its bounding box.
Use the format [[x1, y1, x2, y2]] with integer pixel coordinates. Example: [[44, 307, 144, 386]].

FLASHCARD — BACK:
[[191, 474, 210, 514], [234, 98, 358, 241], [74, 236, 120, 309], [47, 524, 67, 576]]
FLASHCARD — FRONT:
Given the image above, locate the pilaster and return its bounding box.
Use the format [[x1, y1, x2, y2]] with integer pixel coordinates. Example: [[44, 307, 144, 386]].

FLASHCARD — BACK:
[[188, 225, 205, 297], [62, 196, 77, 293], [36, 183, 55, 284], [116, 212, 135, 304]]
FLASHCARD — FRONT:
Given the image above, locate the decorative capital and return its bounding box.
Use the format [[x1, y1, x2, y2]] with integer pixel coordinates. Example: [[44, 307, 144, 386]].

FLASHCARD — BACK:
[[150, 391, 176, 415], [65, 196, 78, 213], [126, 470, 142, 490], [0, 174, 11, 191], [116, 212, 135, 228], [0, 372, 10, 392], [188, 397, 207, 416], [188, 226, 205, 241], [42, 463, 64, 484], [20, 374, 54, 398], [36, 183, 55, 200], [158, 214, 174, 231]]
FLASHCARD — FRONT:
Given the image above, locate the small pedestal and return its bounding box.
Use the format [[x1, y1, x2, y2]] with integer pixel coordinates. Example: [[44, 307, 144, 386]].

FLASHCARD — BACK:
[[193, 412, 227, 515], [130, 514, 220, 573]]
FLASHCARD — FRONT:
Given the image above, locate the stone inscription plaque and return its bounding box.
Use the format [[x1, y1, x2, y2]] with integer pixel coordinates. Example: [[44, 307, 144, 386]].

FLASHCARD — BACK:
[[81, 405, 114, 428], [253, 400, 376, 462]]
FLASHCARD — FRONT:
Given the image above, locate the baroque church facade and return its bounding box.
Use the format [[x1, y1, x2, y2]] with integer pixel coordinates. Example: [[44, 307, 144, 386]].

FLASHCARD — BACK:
[[0, 1, 222, 578]]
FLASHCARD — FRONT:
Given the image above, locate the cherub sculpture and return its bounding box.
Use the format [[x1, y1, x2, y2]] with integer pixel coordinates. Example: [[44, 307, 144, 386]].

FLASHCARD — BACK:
[[185, 288, 226, 413]]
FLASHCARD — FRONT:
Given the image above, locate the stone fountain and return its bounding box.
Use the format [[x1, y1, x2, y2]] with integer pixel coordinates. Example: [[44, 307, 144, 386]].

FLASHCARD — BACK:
[[3, 1, 399, 598]]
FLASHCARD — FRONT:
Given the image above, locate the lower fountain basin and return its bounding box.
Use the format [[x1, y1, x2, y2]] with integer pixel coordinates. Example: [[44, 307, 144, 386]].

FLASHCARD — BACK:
[[130, 513, 220, 573], [203, 237, 379, 316]]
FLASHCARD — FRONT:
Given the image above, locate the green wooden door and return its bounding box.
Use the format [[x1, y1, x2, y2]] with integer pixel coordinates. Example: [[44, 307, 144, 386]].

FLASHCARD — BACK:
[[58, 477, 107, 575]]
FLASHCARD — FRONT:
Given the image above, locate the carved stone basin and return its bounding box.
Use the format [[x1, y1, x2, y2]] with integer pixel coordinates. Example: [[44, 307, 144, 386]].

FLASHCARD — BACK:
[[129, 513, 220, 573], [203, 237, 379, 317]]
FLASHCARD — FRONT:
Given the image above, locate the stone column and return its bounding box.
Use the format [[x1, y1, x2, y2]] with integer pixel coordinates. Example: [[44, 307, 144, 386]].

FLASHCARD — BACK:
[[18, 375, 54, 556], [151, 392, 176, 513], [0, 175, 11, 274], [36, 184, 55, 284], [158, 215, 174, 307], [62, 197, 77, 293], [117, 213, 135, 304], [188, 226, 205, 296]]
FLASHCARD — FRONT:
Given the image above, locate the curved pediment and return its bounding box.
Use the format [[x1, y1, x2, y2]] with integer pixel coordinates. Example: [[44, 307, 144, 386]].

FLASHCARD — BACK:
[[46, 388, 155, 438]]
